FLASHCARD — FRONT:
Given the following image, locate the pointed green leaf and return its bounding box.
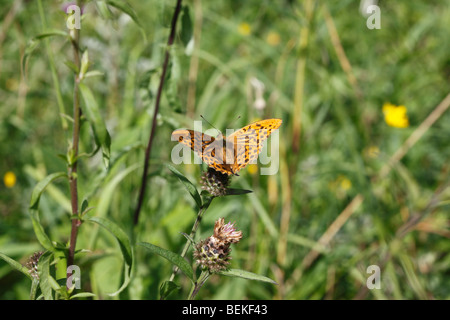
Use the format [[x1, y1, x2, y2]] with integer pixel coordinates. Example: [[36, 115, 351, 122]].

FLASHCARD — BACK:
[[30, 172, 68, 209], [30, 209, 55, 252], [159, 280, 180, 300], [87, 216, 132, 266], [0, 252, 33, 280], [79, 82, 111, 168], [180, 232, 196, 247], [38, 252, 54, 300], [137, 242, 194, 282], [225, 188, 253, 196], [69, 292, 96, 299], [180, 5, 193, 47], [87, 216, 133, 297], [166, 164, 202, 209], [30, 278, 39, 300], [217, 269, 277, 285], [106, 0, 147, 42], [34, 29, 69, 40], [106, 0, 141, 27]]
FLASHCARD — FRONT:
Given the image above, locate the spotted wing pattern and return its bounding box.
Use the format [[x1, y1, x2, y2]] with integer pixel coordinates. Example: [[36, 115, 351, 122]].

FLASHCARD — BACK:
[[227, 119, 282, 174], [172, 119, 282, 175]]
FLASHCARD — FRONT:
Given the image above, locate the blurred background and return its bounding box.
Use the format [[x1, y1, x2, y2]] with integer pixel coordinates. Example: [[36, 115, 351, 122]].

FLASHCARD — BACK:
[[0, 0, 449, 299]]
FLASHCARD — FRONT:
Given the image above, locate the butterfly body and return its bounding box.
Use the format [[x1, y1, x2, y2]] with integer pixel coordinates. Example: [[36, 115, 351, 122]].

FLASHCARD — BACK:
[[172, 119, 282, 175]]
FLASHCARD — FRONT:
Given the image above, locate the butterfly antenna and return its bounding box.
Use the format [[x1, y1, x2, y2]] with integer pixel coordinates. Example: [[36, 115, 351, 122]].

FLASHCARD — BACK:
[[226, 115, 241, 129], [200, 115, 221, 135]]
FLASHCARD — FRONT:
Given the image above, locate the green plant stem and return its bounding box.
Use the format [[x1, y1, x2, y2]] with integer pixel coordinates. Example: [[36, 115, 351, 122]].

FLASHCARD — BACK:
[[168, 196, 213, 283], [67, 2, 82, 280], [188, 270, 210, 300], [133, 0, 183, 225]]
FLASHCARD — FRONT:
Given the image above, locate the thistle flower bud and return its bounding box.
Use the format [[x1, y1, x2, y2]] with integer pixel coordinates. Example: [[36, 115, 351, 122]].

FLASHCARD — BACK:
[[200, 168, 231, 197], [25, 251, 44, 279], [194, 218, 242, 273]]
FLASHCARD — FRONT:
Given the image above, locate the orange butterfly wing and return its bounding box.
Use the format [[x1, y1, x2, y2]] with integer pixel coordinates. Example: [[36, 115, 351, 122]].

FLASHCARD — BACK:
[[171, 129, 233, 175], [227, 119, 282, 174], [172, 119, 282, 175]]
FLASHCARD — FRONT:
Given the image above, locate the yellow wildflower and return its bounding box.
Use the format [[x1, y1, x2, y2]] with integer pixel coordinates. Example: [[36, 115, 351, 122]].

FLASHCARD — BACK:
[[339, 176, 352, 191], [238, 22, 251, 36], [382, 102, 409, 128], [4, 171, 17, 188], [266, 31, 280, 46], [328, 175, 352, 199], [247, 164, 258, 175]]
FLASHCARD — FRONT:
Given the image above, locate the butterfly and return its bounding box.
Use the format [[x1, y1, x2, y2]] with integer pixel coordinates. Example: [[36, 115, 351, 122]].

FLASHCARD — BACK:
[[171, 119, 282, 175]]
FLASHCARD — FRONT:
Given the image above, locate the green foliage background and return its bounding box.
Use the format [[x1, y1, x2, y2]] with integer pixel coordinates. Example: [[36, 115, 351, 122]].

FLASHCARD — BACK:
[[0, 0, 449, 299]]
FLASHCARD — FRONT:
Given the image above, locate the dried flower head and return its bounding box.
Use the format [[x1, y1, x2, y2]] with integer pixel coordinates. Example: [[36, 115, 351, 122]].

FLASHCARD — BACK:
[[194, 218, 242, 273], [25, 251, 44, 279], [213, 218, 242, 244], [201, 168, 231, 197]]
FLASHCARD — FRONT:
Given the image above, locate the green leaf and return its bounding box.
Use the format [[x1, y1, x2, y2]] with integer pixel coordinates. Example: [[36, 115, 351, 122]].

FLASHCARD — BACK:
[[166, 164, 202, 209], [180, 232, 196, 247], [0, 252, 33, 280], [69, 292, 96, 300], [22, 30, 69, 77], [30, 278, 39, 300], [84, 70, 105, 78], [30, 172, 67, 209], [87, 217, 132, 266], [180, 5, 193, 47], [225, 188, 253, 196], [79, 82, 111, 168], [106, 0, 141, 26], [87, 216, 133, 297], [64, 60, 79, 74], [38, 252, 54, 300], [137, 242, 194, 282], [88, 164, 140, 248], [29, 209, 55, 252], [94, 0, 113, 20], [159, 280, 181, 300], [106, 0, 147, 42], [34, 29, 69, 40], [216, 269, 277, 285]]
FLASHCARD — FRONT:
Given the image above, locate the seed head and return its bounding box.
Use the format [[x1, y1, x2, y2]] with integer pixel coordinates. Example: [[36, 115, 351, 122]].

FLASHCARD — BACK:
[[193, 218, 242, 273]]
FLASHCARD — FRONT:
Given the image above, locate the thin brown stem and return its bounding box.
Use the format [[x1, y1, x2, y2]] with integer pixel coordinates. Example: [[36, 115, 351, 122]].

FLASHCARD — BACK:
[[67, 4, 82, 276], [133, 0, 183, 225]]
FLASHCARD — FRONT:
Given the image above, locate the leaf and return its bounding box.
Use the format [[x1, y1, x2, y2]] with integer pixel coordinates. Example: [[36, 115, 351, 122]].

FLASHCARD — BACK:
[[38, 252, 54, 300], [87, 164, 140, 248], [137, 242, 194, 282], [166, 164, 202, 209], [87, 216, 133, 297], [69, 292, 96, 300], [0, 252, 33, 280], [21, 30, 69, 77], [106, 0, 141, 27], [87, 217, 132, 267], [180, 5, 193, 47], [180, 232, 196, 247], [225, 188, 253, 196], [34, 29, 69, 40], [106, 0, 147, 42], [79, 83, 111, 168], [216, 269, 278, 285], [30, 278, 39, 300], [29, 209, 55, 252], [159, 280, 180, 300], [30, 172, 68, 209]]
